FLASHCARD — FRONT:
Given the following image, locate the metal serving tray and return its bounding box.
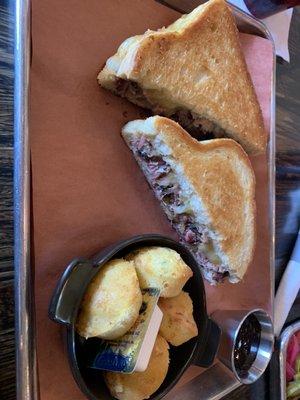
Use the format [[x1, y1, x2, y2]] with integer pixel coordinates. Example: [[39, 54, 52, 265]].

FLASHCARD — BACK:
[[14, 0, 275, 399]]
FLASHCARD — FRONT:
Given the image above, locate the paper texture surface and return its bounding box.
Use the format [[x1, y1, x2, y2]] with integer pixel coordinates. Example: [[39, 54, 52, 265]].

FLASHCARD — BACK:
[[30, 0, 273, 398], [230, 0, 292, 61]]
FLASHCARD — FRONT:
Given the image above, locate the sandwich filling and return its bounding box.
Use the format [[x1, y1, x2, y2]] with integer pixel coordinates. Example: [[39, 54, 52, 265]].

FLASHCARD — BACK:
[[114, 78, 226, 141], [115, 78, 154, 111], [126, 132, 233, 284]]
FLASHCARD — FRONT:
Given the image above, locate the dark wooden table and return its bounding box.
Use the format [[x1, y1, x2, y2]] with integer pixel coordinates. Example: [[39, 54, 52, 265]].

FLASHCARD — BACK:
[[0, 0, 299, 398]]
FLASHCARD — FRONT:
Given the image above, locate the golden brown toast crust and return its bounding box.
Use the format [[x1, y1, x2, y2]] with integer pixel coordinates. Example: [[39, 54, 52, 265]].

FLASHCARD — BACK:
[[122, 116, 256, 279], [99, 0, 267, 154], [154, 117, 256, 278]]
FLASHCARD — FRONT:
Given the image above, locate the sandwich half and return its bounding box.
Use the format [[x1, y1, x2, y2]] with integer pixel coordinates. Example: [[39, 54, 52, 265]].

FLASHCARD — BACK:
[[122, 116, 256, 284], [98, 0, 266, 154]]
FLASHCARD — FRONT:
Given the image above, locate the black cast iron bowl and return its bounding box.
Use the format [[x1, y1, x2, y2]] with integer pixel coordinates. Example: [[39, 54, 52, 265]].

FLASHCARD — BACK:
[[49, 234, 221, 400]]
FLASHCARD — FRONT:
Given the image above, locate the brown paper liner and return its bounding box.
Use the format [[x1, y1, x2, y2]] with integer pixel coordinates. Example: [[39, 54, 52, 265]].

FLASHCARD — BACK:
[[30, 0, 273, 398]]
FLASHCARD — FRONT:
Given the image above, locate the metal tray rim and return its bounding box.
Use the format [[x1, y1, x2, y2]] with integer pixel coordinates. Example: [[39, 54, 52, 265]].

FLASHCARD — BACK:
[[14, 2, 276, 400], [14, 0, 38, 399]]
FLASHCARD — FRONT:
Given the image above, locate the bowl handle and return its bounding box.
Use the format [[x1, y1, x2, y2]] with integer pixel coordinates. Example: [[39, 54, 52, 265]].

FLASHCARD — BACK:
[[194, 318, 221, 368], [48, 258, 95, 326]]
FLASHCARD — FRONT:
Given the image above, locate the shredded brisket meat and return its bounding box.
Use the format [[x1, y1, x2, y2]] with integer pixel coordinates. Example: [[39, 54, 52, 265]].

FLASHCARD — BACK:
[[130, 135, 229, 284]]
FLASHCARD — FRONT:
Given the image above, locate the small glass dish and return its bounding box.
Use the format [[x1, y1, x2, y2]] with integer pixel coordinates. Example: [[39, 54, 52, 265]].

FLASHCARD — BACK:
[[279, 320, 300, 400]]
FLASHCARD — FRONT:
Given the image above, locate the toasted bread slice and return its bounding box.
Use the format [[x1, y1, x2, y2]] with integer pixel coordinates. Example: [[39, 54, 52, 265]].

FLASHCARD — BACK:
[[122, 116, 256, 284], [98, 0, 266, 154]]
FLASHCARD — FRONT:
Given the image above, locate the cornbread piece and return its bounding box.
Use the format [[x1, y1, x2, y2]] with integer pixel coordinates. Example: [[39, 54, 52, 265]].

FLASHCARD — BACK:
[[105, 335, 169, 400], [76, 258, 142, 339], [159, 291, 198, 346], [128, 246, 193, 297]]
